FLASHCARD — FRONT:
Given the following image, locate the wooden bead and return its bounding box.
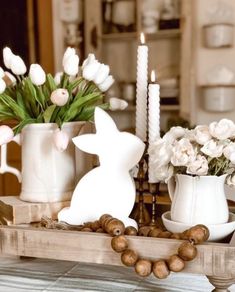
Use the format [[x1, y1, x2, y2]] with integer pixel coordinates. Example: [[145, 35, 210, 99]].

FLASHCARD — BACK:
[[138, 226, 154, 237], [180, 230, 189, 240], [167, 255, 185, 272], [187, 225, 210, 244], [111, 235, 128, 253], [178, 241, 197, 261], [121, 249, 138, 266], [91, 220, 101, 231], [148, 228, 162, 238], [96, 228, 104, 233], [152, 260, 170, 279], [103, 217, 114, 231], [124, 226, 138, 236], [170, 233, 182, 240], [106, 219, 125, 236], [135, 259, 152, 277], [99, 214, 112, 229], [81, 227, 93, 232], [158, 231, 172, 238]]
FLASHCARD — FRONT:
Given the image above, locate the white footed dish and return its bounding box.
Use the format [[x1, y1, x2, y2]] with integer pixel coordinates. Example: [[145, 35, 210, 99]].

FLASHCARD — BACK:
[[162, 211, 235, 242]]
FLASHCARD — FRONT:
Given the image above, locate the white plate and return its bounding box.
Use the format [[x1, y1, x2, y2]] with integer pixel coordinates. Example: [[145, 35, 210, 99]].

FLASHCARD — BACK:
[[162, 211, 235, 242]]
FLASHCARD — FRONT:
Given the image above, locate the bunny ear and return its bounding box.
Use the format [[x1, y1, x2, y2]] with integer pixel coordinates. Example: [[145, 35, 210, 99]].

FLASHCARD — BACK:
[[95, 107, 118, 134], [72, 134, 98, 154]]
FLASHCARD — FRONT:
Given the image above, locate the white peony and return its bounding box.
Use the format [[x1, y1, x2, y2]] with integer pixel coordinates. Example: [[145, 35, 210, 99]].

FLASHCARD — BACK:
[[163, 126, 186, 143], [201, 139, 224, 158], [148, 138, 173, 168], [194, 125, 212, 145], [151, 164, 174, 183], [223, 142, 235, 164], [184, 129, 196, 142], [171, 138, 196, 166], [186, 155, 208, 176], [209, 119, 235, 140]]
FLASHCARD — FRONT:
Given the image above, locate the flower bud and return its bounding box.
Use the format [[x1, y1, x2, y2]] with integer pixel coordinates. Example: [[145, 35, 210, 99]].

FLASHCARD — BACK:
[[109, 97, 128, 111], [98, 75, 114, 92], [3, 47, 13, 69], [10, 55, 27, 75], [53, 129, 69, 152], [93, 64, 110, 85], [29, 64, 46, 86], [4, 71, 17, 85], [82, 60, 100, 81], [62, 47, 76, 67], [0, 67, 4, 78], [50, 88, 69, 106], [0, 79, 6, 94], [63, 54, 79, 76], [82, 53, 95, 69], [54, 72, 63, 85], [0, 125, 14, 145]]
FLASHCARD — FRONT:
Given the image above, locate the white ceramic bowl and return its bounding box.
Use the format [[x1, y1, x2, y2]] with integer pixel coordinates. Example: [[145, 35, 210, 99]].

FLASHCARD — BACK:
[[204, 23, 234, 48], [162, 211, 235, 242]]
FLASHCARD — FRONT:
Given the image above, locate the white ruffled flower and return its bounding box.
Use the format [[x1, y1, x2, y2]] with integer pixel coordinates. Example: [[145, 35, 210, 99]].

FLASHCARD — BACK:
[[148, 138, 173, 168], [223, 142, 235, 164], [93, 64, 110, 85], [54, 72, 63, 85], [171, 138, 196, 166], [0, 79, 6, 94], [53, 129, 69, 152], [63, 54, 79, 76], [82, 59, 100, 81], [0, 125, 14, 145], [209, 119, 235, 140], [50, 88, 69, 106], [226, 174, 235, 187], [98, 75, 114, 92], [194, 125, 212, 145], [3, 47, 13, 69], [62, 47, 76, 67], [29, 64, 46, 86], [184, 129, 196, 142], [109, 97, 128, 111], [10, 55, 27, 75], [187, 155, 208, 176], [4, 71, 16, 84], [163, 126, 186, 143], [151, 164, 174, 183], [201, 139, 224, 158]]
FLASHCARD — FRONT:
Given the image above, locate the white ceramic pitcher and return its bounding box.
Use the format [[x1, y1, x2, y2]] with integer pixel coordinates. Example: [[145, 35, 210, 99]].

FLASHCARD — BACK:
[[0, 122, 93, 203], [168, 174, 229, 225]]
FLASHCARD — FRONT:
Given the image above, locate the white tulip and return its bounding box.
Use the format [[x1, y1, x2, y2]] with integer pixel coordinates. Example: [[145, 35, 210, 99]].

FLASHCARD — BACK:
[[63, 54, 79, 76], [109, 97, 128, 111], [187, 155, 208, 176], [201, 139, 224, 158], [82, 53, 95, 69], [209, 119, 235, 140], [0, 67, 4, 78], [0, 79, 6, 93], [4, 71, 17, 85], [93, 64, 110, 84], [98, 75, 114, 92], [10, 55, 27, 75], [54, 72, 63, 85], [29, 64, 46, 86], [62, 47, 76, 67], [50, 88, 69, 106], [0, 125, 14, 145], [53, 129, 69, 152], [3, 47, 13, 69], [82, 59, 100, 81]]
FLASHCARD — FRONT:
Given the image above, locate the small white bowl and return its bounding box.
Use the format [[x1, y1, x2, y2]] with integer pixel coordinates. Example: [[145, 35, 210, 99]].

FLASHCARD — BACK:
[[162, 211, 235, 242]]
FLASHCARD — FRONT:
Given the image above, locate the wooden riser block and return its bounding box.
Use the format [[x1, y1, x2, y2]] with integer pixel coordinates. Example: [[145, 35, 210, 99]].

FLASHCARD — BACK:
[[0, 196, 70, 225]]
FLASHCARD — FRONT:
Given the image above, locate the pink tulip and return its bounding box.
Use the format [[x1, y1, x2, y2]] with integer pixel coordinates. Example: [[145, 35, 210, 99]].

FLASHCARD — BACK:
[[0, 125, 14, 145], [50, 88, 69, 106], [53, 129, 69, 152]]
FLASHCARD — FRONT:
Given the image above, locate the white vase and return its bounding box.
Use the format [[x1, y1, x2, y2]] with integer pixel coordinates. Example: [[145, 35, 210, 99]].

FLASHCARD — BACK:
[[0, 122, 93, 203], [168, 174, 229, 225]]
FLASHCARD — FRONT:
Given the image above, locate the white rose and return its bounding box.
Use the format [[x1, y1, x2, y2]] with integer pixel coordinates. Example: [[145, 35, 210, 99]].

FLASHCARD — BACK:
[[226, 174, 235, 187], [93, 64, 110, 85], [148, 138, 173, 168], [194, 125, 212, 145], [163, 126, 186, 143], [201, 139, 224, 158], [50, 88, 69, 106], [62, 47, 76, 67], [98, 75, 114, 92], [3, 47, 13, 69], [109, 97, 128, 111], [209, 119, 235, 140], [171, 138, 196, 166], [151, 164, 174, 183], [223, 142, 235, 164], [10, 55, 27, 75], [63, 54, 79, 76], [0, 125, 14, 145], [0, 79, 6, 94], [82, 59, 100, 81], [53, 129, 69, 152], [29, 64, 46, 86], [186, 155, 208, 176]]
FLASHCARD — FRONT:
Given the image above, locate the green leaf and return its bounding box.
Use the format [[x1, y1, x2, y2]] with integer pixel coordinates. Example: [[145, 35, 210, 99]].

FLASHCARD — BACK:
[[13, 118, 37, 135], [46, 74, 57, 91], [0, 93, 29, 120], [43, 105, 56, 123]]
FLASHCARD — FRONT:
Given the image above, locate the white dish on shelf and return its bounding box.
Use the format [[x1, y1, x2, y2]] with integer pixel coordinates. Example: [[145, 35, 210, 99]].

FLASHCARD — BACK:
[[162, 211, 235, 242]]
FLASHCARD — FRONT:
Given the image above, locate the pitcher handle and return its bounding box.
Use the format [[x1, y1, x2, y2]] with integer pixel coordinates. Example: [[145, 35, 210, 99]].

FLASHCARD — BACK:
[[0, 134, 22, 182], [167, 176, 176, 201]]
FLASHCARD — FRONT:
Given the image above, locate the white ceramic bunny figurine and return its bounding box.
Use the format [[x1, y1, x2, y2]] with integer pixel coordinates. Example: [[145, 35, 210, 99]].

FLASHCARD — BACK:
[[58, 107, 145, 228]]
